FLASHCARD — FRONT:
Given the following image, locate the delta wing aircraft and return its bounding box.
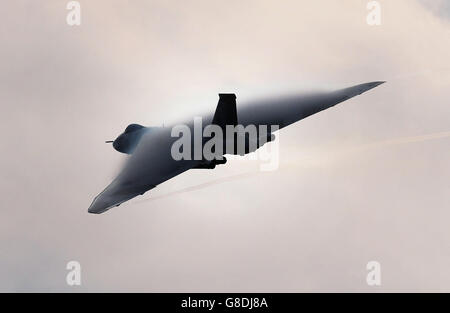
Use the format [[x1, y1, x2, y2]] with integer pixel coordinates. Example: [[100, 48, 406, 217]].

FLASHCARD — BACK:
[[88, 81, 385, 214]]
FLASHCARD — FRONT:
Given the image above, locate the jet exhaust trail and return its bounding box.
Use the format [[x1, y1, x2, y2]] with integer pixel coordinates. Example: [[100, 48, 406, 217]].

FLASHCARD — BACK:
[[135, 172, 259, 203]]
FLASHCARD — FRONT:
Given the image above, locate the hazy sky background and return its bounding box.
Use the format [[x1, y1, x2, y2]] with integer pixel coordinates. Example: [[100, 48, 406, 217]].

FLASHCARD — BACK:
[[0, 0, 449, 292]]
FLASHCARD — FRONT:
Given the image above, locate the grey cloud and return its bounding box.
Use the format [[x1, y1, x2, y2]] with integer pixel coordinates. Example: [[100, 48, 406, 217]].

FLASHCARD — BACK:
[[417, 0, 450, 19]]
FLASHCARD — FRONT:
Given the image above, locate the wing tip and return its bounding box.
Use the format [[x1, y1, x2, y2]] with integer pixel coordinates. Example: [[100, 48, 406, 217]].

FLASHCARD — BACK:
[[87, 189, 123, 214]]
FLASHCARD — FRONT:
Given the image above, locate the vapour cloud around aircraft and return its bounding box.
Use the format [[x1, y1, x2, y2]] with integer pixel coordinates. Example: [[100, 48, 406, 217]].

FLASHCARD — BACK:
[[88, 81, 385, 214]]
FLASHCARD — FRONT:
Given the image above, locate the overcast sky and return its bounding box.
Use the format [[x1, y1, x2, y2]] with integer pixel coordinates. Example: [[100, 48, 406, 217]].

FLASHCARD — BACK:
[[0, 0, 449, 292]]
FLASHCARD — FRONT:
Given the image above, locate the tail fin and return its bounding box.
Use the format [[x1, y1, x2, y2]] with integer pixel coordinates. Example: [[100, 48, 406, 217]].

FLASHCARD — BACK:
[[212, 93, 238, 129]]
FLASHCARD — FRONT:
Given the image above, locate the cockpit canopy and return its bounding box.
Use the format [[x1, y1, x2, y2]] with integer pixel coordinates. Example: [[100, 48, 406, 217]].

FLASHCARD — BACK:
[[124, 124, 145, 134]]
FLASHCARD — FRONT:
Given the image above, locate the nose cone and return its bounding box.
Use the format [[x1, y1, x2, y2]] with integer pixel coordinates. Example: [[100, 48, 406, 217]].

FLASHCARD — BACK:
[[111, 133, 136, 154], [112, 134, 124, 152]]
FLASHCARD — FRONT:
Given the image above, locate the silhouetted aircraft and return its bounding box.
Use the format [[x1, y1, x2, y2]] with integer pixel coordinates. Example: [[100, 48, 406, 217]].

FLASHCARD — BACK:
[[88, 82, 385, 214]]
